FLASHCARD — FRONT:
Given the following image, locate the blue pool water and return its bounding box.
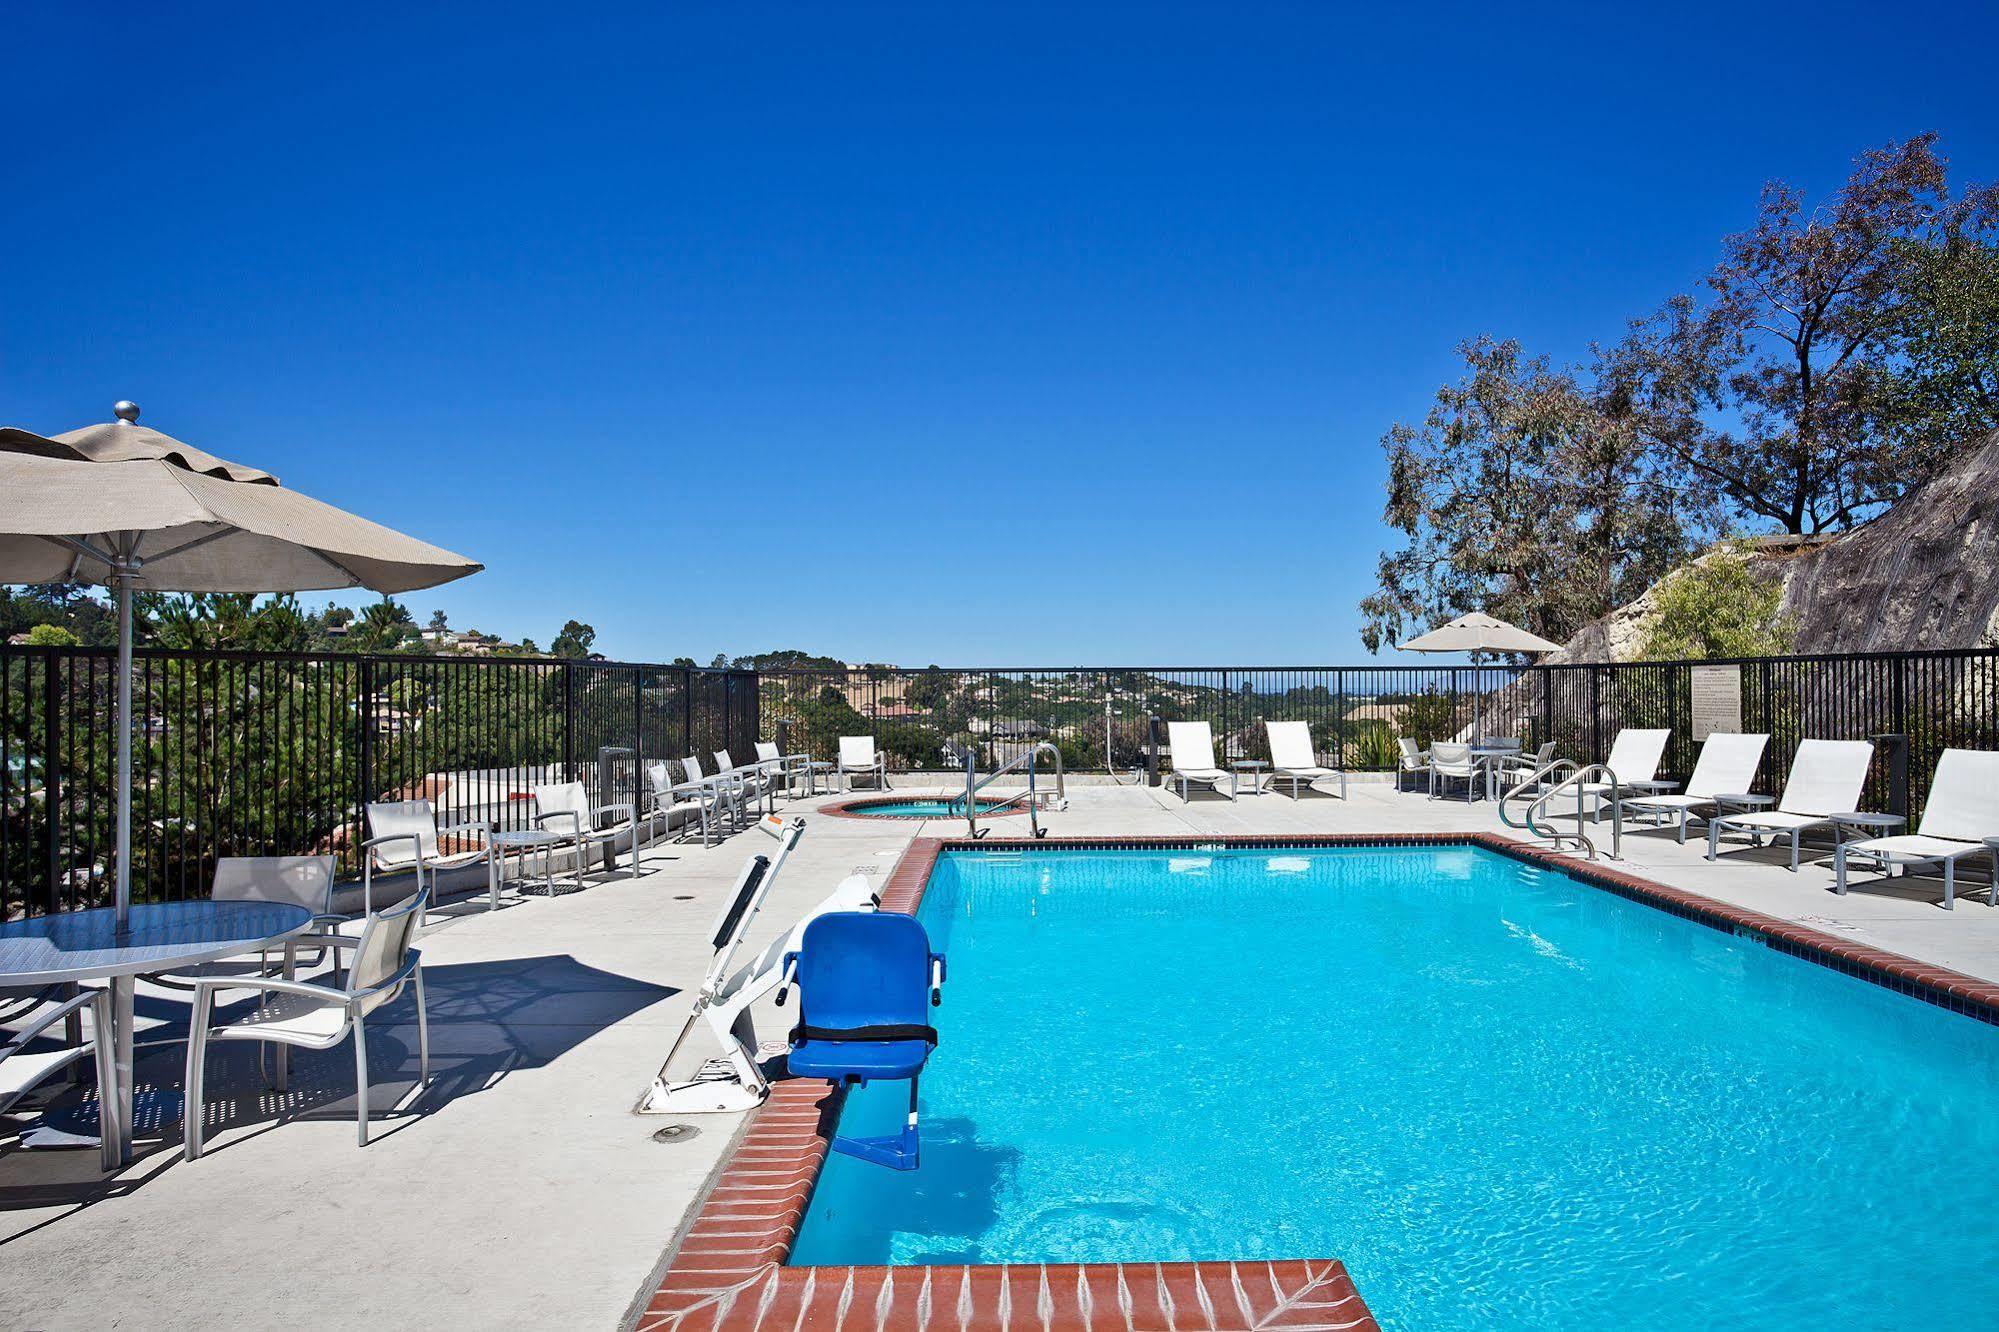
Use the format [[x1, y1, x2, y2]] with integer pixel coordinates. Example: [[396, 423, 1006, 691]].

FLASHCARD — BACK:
[[842, 799, 1012, 818], [788, 845, 1999, 1328]]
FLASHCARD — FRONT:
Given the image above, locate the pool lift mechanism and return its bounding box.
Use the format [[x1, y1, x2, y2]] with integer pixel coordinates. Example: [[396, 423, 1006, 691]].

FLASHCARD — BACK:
[[635, 819, 877, 1114], [782, 911, 946, 1171]]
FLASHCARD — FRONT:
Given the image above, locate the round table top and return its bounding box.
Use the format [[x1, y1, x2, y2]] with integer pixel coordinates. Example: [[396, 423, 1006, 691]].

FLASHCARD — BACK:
[[1231, 760, 1269, 769], [491, 828, 562, 847], [0, 900, 313, 987], [1829, 811, 1906, 828]]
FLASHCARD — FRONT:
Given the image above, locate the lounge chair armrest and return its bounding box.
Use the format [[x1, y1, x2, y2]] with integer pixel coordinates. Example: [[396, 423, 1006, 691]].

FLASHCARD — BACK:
[[2, 988, 108, 1048], [436, 818, 491, 843], [361, 832, 426, 867], [595, 802, 635, 822], [168, 974, 346, 1003]]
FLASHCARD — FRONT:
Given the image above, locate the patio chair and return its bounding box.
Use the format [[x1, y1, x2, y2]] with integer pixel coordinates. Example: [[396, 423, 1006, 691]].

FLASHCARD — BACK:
[[1394, 738, 1429, 792], [1427, 742, 1478, 802], [1264, 721, 1347, 799], [1495, 741, 1559, 791], [1572, 728, 1671, 815], [683, 752, 750, 833], [1615, 733, 1769, 843], [755, 741, 810, 798], [1, 986, 118, 1172], [644, 760, 720, 848], [530, 780, 638, 890], [1164, 721, 1236, 801], [1836, 748, 1999, 909], [1706, 738, 1875, 871], [149, 856, 349, 989], [838, 736, 889, 791], [714, 749, 775, 816], [180, 884, 431, 1159], [363, 799, 496, 913]]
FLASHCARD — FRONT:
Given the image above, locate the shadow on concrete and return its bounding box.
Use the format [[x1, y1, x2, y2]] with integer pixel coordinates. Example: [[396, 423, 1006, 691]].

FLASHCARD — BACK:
[[0, 953, 675, 1222]]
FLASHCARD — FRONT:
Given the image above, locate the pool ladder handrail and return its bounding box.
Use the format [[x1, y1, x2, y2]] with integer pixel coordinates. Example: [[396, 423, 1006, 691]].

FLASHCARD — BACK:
[[1498, 759, 1624, 861], [961, 742, 1064, 840]]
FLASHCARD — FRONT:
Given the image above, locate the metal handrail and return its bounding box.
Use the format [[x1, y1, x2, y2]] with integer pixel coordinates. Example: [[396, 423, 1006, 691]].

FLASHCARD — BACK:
[[1499, 759, 1624, 860], [962, 742, 1065, 840]]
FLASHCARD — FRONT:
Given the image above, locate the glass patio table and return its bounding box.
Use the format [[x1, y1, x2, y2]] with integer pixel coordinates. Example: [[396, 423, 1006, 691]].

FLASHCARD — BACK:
[[0, 900, 313, 1166]]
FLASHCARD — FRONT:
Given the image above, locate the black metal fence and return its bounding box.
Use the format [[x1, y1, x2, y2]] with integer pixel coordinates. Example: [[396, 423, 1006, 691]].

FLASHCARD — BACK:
[[0, 647, 757, 917], [10, 646, 1997, 916], [763, 652, 1999, 819]]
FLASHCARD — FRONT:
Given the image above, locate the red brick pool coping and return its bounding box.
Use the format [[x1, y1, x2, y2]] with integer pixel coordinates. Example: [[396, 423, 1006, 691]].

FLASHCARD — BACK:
[[636, 830, 1999, 1331]]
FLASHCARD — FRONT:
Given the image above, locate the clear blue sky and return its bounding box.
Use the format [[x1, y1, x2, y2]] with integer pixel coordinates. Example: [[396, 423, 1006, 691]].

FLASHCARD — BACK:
[[6, 3, 1997, 666]]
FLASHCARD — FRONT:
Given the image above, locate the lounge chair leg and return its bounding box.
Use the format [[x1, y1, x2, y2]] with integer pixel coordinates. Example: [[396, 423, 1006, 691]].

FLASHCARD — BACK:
[[182, 989, 212, 1162], [416, 968, 431, 1083], [1706, 820, 1720, 861], [354, 1017, 370, 1147]]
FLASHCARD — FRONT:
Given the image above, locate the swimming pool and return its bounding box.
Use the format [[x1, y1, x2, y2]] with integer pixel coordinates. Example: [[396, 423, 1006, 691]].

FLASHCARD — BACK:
[[788, 843, 1999, 1329]]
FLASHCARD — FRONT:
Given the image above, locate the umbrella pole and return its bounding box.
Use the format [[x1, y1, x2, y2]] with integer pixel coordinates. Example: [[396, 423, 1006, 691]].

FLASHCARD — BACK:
[[114, 548, 134, 932]]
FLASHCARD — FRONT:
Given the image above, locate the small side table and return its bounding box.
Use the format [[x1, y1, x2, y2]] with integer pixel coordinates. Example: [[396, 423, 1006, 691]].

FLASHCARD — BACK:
[[492, 828, 567, 897], [1623, 779, 1678, 796], [1231, 760, 1269, 796], [1828, 811, 1906, 847], [807, 761, 837, 797], [1711, 793, 1775, 813]]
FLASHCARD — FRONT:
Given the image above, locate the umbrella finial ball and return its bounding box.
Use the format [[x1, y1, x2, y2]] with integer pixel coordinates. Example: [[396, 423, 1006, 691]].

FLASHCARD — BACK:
[[113, 400, 141, 424]]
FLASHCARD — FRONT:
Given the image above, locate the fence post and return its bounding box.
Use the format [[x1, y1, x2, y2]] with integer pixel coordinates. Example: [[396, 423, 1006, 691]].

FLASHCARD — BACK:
[[680, 667, 694, 759], [358, 656, 376, 807], [1540, 666, 1553, 753], [42, 650, 60, 915], [633, 667, 645, 768], [1872, 732, 1910, 818], [1146, 714, 1161, 787], [776, 717, 793, 754], [1588, 668, 1603, 765], [561, 659, 576, 780]]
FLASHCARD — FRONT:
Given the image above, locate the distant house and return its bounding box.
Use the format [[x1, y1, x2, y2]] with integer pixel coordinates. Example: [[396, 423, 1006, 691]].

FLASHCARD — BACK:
[[420, 628, 462, 649]]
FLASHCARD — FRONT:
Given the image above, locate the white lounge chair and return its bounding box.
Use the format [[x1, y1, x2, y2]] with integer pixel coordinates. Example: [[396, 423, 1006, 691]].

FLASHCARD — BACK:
[[1394, 738, 1429, 792], [837, 736, 888, 791], [1619, 733, 1771, 843], [1706, 738, 1875, 871], [1, 987, 118, 1172], [1265, 721, 1347, 799], [362, 799, 496, 913], [1165, 721, 1236, 800], [180, 884, 430, 1159], [1836, 748, 1999, 909], [531, 780, 638, 889], [1574, 728, 1671, 814], [1427, 742, 1478, 802]]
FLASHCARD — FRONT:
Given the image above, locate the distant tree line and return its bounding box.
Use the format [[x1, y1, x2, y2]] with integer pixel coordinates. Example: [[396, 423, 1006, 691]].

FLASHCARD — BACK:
[[0, 585, 603, 661], [1363, 134, 1999, 653]]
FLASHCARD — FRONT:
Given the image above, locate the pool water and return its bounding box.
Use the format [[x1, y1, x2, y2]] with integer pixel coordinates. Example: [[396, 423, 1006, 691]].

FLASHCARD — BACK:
[[841, 799, 1013, 818], [788, 845, 1999, 1329]]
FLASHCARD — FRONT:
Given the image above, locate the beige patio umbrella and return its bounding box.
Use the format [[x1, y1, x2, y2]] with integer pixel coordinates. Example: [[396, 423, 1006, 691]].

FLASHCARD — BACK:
[[1400, 612, 1563, 740], [0, 402, 482, 928]]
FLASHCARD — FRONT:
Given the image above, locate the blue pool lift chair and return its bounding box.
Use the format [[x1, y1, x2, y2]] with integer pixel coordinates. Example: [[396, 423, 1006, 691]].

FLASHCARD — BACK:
[[783, 912, 944, 1171]]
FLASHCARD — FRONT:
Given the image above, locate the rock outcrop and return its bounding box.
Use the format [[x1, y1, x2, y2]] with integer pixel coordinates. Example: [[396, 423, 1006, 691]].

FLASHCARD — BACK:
[[1552, 428, 1999, 662]]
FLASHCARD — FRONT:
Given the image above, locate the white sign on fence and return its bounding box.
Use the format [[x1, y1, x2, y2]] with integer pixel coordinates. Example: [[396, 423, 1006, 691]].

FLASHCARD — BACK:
[[1690, 664, 1743, 740]]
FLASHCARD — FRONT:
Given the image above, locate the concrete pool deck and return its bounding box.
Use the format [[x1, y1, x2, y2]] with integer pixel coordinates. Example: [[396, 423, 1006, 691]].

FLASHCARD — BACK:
[[5, 777, 1997, 1329]]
